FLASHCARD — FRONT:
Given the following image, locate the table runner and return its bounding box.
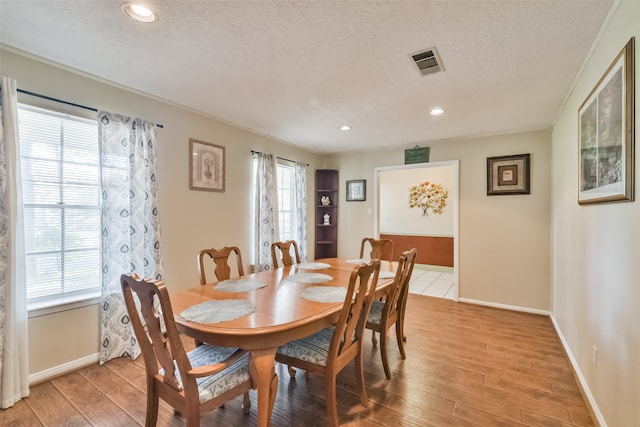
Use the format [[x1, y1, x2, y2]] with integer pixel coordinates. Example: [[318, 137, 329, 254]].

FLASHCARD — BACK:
[[180, 299, 255, 324], [295, 262, 331, 270], [301, 286, 347, 303], [287, 272, 333, 284], [214, 278, 267, 292]]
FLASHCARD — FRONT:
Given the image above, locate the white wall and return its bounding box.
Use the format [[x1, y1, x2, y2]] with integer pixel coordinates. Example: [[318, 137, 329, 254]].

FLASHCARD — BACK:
[[551, 2, 640, 425], [379, 165, 454, 236], [0, 48, 323, 375], [326, 129, 551, 311]]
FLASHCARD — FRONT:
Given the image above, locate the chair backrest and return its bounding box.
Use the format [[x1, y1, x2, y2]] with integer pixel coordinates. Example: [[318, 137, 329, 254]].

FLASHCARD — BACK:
[[328, 259, 381, 364], [198, 246, 244, 284], [120, 274, 189, 392], [359, 237, 394, 262], [383, 249, 417, 321], [271, 240, 301, 267]]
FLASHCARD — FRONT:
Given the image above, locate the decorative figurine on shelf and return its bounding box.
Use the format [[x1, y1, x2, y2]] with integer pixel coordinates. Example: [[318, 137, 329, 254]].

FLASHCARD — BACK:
[[323, 213, 330, 225], [321, 195, 331, 206]]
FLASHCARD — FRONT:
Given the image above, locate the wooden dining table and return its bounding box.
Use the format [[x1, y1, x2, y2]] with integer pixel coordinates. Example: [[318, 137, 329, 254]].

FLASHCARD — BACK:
[[171, 257, 396, 427]]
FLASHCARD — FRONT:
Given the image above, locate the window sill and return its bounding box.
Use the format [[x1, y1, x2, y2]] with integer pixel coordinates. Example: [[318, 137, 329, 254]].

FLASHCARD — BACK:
[[28, 292, 102, 318]]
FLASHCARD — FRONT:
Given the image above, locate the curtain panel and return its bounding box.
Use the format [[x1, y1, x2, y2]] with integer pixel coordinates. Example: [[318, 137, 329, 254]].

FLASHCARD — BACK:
[[98, 111, 164, 364], [252, 152, 279, 272], [294, 161, 308, 262], [0, 76, 30, 408]]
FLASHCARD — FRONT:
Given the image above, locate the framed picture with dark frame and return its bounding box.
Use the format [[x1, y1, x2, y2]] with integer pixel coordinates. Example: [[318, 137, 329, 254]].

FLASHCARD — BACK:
[[346, 179, 366, 201], [578, 37, 635, 205], [487, 154, 530, 195], [189, 139, 225, 192]]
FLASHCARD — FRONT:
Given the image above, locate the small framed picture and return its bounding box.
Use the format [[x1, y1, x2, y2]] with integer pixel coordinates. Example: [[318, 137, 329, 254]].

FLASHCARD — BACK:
[[189, 139, 225, 192], [487, 154, 530, 195], [346, 179, 366, 201]]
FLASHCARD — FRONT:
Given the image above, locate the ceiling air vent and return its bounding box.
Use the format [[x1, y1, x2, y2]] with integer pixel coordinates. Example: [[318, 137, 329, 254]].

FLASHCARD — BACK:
[[411, 47, 444, 76]]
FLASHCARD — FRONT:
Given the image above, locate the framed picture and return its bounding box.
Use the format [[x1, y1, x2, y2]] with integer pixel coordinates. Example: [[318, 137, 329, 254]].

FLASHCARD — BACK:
[[346, 179, 366, 201], [578, 37, 635, 205], [189, 139, 225, 192], [487, 154, 530, 195]]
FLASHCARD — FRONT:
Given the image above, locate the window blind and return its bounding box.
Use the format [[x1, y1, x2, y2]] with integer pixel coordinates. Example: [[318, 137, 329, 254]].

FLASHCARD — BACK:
[[18, 104, 101, 307], [277, 163, 295, 242]]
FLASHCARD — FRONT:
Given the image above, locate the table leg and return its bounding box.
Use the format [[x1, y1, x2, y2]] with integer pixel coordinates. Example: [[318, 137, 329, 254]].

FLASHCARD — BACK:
[[250, 348, 279, 427]]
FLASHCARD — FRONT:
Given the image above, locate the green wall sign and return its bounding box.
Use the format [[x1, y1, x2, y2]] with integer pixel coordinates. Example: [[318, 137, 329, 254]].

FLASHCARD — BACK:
[[404, 147, 430, 164]]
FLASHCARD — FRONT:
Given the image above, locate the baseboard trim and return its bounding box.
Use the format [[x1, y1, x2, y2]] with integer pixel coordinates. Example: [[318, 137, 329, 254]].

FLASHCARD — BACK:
[[457, 297, 550, 316], [549, 314, 607, 427], [29, 353, 99, 386]]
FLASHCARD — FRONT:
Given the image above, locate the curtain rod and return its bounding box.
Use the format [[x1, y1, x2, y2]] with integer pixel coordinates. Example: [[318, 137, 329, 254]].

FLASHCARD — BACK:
[[251, 150, 309, 166], [17, 88, 164, 129]]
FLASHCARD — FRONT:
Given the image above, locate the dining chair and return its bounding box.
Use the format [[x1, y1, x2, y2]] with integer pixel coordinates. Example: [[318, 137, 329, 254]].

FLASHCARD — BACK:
[[366, 248, 416, 379], [359, 237, 394, 262], [275, 259, 381, 427], [271, 240, 301, 267], [120, 274, 253, 427], [197, 246, 244, 285]]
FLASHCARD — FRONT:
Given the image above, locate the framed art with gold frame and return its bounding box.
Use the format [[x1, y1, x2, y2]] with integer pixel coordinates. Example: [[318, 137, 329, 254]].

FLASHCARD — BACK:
[[189, 139, 225, 192], [578, 37, 635, 205]]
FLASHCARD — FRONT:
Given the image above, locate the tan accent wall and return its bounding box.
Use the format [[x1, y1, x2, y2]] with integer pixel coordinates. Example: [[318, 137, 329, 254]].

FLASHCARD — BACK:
[[325, 129, 552, 310]]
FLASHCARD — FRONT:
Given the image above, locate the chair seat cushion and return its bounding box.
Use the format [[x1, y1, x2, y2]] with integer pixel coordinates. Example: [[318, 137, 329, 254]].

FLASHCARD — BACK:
[[163, 344, 251, 404], [276, 326, 335, 366], [367, 300, 384, 325]]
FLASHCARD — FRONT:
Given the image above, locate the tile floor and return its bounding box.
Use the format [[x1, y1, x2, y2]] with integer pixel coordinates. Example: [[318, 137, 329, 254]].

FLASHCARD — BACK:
[[408, 266, 456, 299]]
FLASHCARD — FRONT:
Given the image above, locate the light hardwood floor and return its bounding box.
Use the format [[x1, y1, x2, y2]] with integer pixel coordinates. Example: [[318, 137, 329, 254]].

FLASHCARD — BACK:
[[0, 294, 594, 426]]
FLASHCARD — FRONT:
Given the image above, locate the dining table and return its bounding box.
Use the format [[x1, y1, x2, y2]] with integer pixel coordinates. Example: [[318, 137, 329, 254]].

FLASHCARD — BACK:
[[171, 257, 396, 427]]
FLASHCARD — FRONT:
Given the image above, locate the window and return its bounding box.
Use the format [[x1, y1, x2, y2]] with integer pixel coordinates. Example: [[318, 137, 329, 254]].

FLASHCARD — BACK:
[[18, 104, 101, 311], [276, 162, 295, 241]]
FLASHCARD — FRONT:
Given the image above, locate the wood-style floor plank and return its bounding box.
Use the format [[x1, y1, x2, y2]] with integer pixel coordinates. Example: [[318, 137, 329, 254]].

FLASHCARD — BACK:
[[51, 371, 137, 427], [1, 295, 595, 426]]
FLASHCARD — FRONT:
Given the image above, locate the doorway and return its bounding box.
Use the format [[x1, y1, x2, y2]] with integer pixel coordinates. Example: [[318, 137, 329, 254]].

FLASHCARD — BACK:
[[374, 161, 459, 301]]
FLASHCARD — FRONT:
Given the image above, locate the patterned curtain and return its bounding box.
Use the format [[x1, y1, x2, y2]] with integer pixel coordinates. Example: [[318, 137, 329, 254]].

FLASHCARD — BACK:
[[252, 152, 279, 272], [98, 111, 164, 364], [294, 161, 308, 262], [0, 76, 30, 408]]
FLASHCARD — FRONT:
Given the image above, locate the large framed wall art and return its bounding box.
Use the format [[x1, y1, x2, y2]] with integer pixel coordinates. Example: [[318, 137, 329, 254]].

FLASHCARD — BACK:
[[578, 37, 635, 205]]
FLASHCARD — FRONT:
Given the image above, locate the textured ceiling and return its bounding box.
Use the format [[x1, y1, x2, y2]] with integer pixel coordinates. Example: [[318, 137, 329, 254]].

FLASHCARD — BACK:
[[0, 0, 613, 153]]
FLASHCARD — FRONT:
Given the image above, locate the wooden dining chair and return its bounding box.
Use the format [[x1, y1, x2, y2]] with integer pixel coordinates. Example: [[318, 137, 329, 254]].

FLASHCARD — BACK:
[[359, 237, 394, 262], [197, 246, 244, 285], [276, 259, 381, 427], [120, 274, 253, 427], [366, 248, 417, 379], [271, 240, 301, 267]]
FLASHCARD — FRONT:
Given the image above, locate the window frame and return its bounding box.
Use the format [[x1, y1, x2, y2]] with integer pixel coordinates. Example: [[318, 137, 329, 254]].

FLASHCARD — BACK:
[[276, 161, 296, 242]]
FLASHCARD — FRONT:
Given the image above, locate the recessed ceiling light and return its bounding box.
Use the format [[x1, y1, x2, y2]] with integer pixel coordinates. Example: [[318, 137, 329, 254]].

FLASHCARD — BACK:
[[121, 3, 157, 23], [339, 125, 352, 131], [428, 108, 445, 116]]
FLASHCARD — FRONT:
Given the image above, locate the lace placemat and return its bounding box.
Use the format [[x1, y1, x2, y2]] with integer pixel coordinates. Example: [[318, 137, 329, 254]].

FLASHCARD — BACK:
[[213, 278, 267, 292], [180, 299, 255, 324], [295, 262, 331, 270], [301, 286, 347, 303], [345, 258, 368, 264], [287, 273, 333, 284], [378, 271, 396, 279]]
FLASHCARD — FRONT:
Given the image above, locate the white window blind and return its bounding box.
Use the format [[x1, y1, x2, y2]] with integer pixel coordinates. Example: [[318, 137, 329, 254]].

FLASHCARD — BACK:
[[277, 163, 295, 242], [18, 104, 101, 309]]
